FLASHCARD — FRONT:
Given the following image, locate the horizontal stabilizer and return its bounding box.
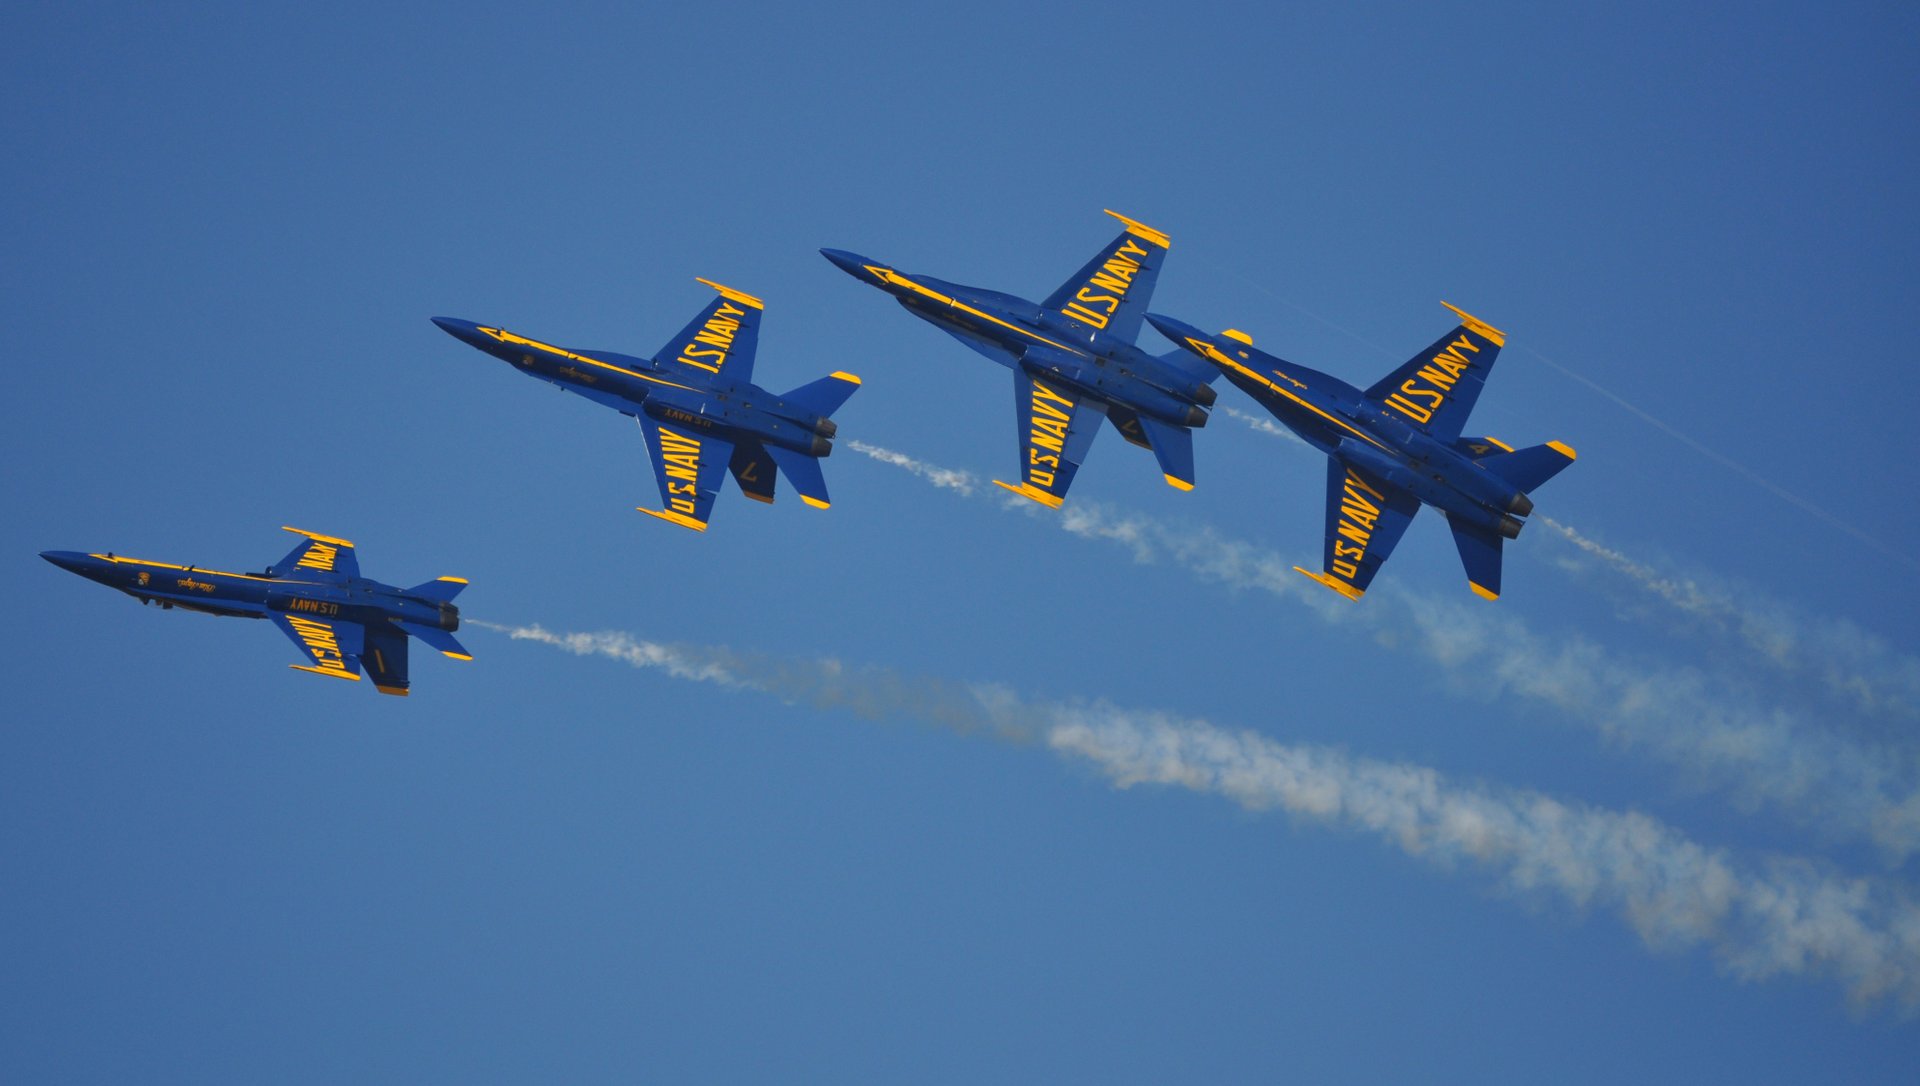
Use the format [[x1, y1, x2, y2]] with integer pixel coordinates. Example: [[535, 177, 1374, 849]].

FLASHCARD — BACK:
[[1136, 415, 1197, 491], [406, 576, 468, 603], [764, 444, 832, 509], [397, 622, 474, 661], [1448, 517, 1506, 600], [781, 371, 862, 419], [1477, 441, 1576, 494]]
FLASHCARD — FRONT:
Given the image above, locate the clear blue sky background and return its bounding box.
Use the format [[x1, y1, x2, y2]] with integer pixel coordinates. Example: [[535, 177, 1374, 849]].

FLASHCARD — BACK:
[[6, 2, 1919, 1080]]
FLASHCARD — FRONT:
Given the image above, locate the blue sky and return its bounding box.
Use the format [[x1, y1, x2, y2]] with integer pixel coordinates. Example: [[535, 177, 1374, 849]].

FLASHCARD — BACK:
[[6, 2, 1919, 1080]]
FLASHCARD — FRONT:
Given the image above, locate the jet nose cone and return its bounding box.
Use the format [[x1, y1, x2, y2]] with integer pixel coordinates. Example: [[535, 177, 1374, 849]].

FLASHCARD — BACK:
[[431, 316, 485, 346], [819, 248, 876, 279], [1145, 312, 1202, 345], [40, 550, 92, 576]]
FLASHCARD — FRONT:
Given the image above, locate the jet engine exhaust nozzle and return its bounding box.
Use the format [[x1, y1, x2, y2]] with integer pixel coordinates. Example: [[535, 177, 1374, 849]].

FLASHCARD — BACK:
[[1498, 515, 1524, 540], [1507, 492, 1534, 517]]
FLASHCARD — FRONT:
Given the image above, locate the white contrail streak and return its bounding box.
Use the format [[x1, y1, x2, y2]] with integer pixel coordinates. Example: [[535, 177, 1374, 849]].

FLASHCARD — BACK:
[[472, 618, 1920, 1009], [1216, 403, 1920, 724], [1227, 273, 1914, 573], [848, 446, 1920, 863]]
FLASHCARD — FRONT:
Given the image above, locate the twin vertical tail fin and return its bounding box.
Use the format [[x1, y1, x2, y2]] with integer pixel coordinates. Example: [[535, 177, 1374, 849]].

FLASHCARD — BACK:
[[406, 576, 468, 603], [1476, 441, 1578, 494], [781, 372, 863, 420]]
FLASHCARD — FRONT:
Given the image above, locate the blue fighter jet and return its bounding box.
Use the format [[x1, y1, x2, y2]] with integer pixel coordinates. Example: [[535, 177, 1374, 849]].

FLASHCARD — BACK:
[[40, 528, 471, 695], [433, 280, 860, 531], [1147, 305, 1576, 600], [822, 211, 1220, 507]]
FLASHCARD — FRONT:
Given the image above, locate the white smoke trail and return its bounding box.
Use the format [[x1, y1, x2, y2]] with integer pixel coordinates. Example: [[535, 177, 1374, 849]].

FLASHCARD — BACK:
[[1537, 516, 1920, 722], [845, 439, 979, 496], [849, 448, 1920, 863], [473, 618, 1920, 1009], [1217, 410, 1920, 725], [1217, 404, 1311, 448]]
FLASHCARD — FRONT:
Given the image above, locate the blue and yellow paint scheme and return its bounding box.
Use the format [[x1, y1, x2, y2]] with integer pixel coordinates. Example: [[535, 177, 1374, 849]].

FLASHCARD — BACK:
[[1146, 305, 1576, 600], [40, 527, 471, 695], [822, 211, 1220, 507], [433, 280, 860, 531]]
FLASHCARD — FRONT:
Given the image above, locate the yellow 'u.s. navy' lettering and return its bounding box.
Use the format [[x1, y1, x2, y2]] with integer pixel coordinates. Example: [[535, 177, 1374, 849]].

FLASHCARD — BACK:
[[1024, 381, 1075, 489], [656, 425, 703, 515], [1060, 239, 1150, 330], [295, 542, 337, 572], [1383, 334, 1480, 425], [675, 302, 747, 373], [286, 615, 353, 675], [288, 598, 341, 617], [1328, 469, 1388, 582]]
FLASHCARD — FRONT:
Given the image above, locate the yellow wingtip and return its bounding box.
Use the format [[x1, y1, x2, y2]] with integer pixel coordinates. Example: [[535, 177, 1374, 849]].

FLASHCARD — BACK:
[[742, 490, 775, 504], [1546, 440, 1578, 460], [638, 507, 708, 532], [1163, 474, 1195, 492], [281, 526, 355, 547], [436, 576, 469, 584], [1470, 582, 1501, 600], [375, 684, 410, 697], [441, 651, 475, 661], [1440, 301, 1506, 346], [1103, 209, 1171, 249], [1292, 566, 1364, 601], [694, 277, 763, 309], [290, 664, 362, 682], [800, 495, 831, 510], [993, 479, 1065, 509]]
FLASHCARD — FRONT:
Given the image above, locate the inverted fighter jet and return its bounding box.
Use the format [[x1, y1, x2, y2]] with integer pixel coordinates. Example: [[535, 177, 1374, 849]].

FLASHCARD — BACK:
[[434, 281, 860, 531], [822, 211, 1219, 507], [1147, 305, 1575, 600], [41, 527, 470, 695]]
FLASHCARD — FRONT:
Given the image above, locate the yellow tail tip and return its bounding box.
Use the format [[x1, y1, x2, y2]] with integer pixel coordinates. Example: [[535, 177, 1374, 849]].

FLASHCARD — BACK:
[[1469, 582, 1500, 600], [1292, 566, 1364, 600], [1546, 440, 1577, 460], [1103, 209, 1171, 248], [994, 479, 1065, 508], [829, 371, 862, 385], [1163, 474, 1195, 492], [375, 685, 410, 697], [800, 495, 831, 510], [1439, 301, 1506, 346], [694, 277, 764, 309], [281, 526, 355, 547], [638, 508, 708, 532]]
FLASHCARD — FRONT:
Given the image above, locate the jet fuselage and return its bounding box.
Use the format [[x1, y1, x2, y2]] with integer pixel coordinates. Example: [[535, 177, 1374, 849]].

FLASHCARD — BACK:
[[1168, 325, 1527, 538], [431, 318, 836, 457], [39, 551, 460, 630], [820, 252, 1214, 428]]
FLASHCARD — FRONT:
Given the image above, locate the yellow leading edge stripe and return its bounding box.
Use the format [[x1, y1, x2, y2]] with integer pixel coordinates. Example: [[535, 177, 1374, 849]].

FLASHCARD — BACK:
[[994, 480, 1064, 508], [1103, 209, 1171, 249], [694, 277, 764, 310], [639, 508, 708, 532], [1294, 567, 1364, 601], [282, 526, 354, 547]]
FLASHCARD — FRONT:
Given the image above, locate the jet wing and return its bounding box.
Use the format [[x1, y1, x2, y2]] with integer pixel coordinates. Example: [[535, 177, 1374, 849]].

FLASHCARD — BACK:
[[363, 623, 411, 696], [1363, 303, 1505, 443], [939, 324, 1020, 369], [1041, 210, 1169, 344], [272, 612, 365, 682], [995, 370, 1105, 508], [270, 527, 359, 582], [651, 279, 762, 385], [1294, 458, 1421, 600], [636, 416, 734, 531]]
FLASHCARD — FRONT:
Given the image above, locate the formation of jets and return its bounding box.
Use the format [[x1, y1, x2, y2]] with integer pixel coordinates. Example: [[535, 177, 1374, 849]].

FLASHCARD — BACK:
[[43, 211, 1575, 692]]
